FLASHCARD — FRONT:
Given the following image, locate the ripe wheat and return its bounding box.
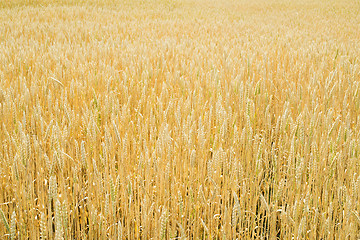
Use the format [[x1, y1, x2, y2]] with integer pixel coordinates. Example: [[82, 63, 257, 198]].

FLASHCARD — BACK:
[[0, 0, 360, 239]]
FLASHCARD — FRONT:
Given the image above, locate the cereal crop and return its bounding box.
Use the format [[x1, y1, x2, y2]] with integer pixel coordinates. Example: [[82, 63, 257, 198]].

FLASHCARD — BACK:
[[0, 0, 360, 239]]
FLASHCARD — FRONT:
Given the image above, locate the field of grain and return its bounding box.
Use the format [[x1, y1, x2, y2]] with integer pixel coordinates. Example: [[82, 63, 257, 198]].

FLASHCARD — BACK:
[[1, 0, 360, 239]]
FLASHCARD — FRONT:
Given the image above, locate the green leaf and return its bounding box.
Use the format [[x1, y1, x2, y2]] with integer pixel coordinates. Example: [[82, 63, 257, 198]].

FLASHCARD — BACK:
[[0, 208, 10, 235]]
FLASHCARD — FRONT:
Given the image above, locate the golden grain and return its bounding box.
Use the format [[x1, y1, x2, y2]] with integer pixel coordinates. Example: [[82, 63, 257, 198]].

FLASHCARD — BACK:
[[0, 0, 360, 238]]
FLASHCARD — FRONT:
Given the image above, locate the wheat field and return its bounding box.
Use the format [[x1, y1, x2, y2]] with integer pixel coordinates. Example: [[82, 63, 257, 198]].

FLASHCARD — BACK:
[[0, 0, 360, 239]]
